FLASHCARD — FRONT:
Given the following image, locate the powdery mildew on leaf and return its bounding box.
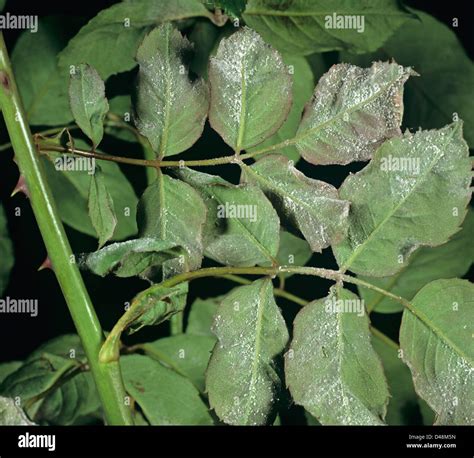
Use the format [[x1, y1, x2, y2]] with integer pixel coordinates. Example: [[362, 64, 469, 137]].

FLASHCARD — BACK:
[[400, 279, 474, 425], [285, 287, 389, 425], [333, 122, 472, 277], [137, 172, 207, 271], [176, 168, 280, 267], [134, 24, 209, 157], [0, 396, 35, 425], [241, 155, 349, 252], [246, 54, 315, 162], [206, 279, 289, 425], [80, 238, 183, 281], [358, 209, 474, 313], [208, 27, 292, 151], [295, 61, 414, 165]]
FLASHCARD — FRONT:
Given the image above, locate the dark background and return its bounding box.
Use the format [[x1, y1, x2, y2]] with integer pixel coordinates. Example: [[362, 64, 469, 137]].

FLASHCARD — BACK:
[[0, 0, 472, 383]]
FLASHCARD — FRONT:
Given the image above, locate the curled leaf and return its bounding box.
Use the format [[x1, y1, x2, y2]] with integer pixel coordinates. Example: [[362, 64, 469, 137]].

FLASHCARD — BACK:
[[295, 61, 414, 165], [333, 122, 472, 276], [241, 155, 349, 252]]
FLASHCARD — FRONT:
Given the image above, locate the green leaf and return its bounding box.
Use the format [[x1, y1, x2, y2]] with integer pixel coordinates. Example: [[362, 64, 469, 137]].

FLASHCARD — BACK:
[[371, 332, 420, 425], [294, 61, 414, 165], [305, 411, 320, 426], [0, 0, 6, 12], [208, 27, 292, 151], [189, 20, 221, 78], [333, 122, 472, 276], [176, 168, 280, 267], [206, 278, 289, 425], [419, 399, 436, 426], [243, 0, 413, 56], [106, 96, 136, 143], [276, 231, 312, 279], [0, 204, 13, 295], [246, 54, 314, 162], [0, 353, 100, 425], [80, 238, 183, 282], [211, 0, 246, 19], [42, 143, 137, 240], [0, 397, 35, 425], [400, 279, 474, 425], [69, 64, 109, 148], [134, 25, 209, 157], [58, 0, 221, 80], [242, 155, 349, 251], [88, 165, 117, 248], [137, 172, 207, 271], [341, 9, 474, 148], [28, 334, 86, 360], [285, 287, 389, 425], [140, 334, 215, 392], [11, 18, 73, 126], [359, 209, 474, 313], [34, 372, 101, 425], [0, 362, 23, 385], [187, 296, 221, 336], [121, 354, 213, 425]]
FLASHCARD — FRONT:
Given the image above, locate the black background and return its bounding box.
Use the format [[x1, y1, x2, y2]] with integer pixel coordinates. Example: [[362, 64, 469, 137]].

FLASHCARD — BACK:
[[0, 0, 472, 427]]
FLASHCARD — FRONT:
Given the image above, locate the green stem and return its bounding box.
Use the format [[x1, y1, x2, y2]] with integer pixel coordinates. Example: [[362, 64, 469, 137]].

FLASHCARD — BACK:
[[100, 265, 411, 363], [170, 312, 184, 335], [36, 138, 287, 169], [110, 110, 159, 185], [370, 326, 399, 350], [0, 33, 133, 426]]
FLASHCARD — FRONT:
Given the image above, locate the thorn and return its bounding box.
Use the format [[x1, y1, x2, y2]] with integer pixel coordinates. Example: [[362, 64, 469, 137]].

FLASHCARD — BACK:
[[38, 257, 53, 272], [11, 175, 30, 198], [0, 70, 10, 92]]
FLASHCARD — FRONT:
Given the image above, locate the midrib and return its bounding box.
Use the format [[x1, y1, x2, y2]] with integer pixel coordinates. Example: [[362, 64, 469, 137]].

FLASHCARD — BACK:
[[244, 279, 267, 423]]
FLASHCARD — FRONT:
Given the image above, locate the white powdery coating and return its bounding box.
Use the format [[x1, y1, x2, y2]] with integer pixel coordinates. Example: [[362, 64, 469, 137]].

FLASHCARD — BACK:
[[206, 279, 288, 425], [334, 123, 471, 276], [402, 321, 474, 425], [134, 25, 208, 156], [285, 288, 388, 425], [244, 155, 350, 252], [0, 397, 35, 425], [209, 27, 292, 150], [296, 61, 414, 165], [400, 280, 474, 425]]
